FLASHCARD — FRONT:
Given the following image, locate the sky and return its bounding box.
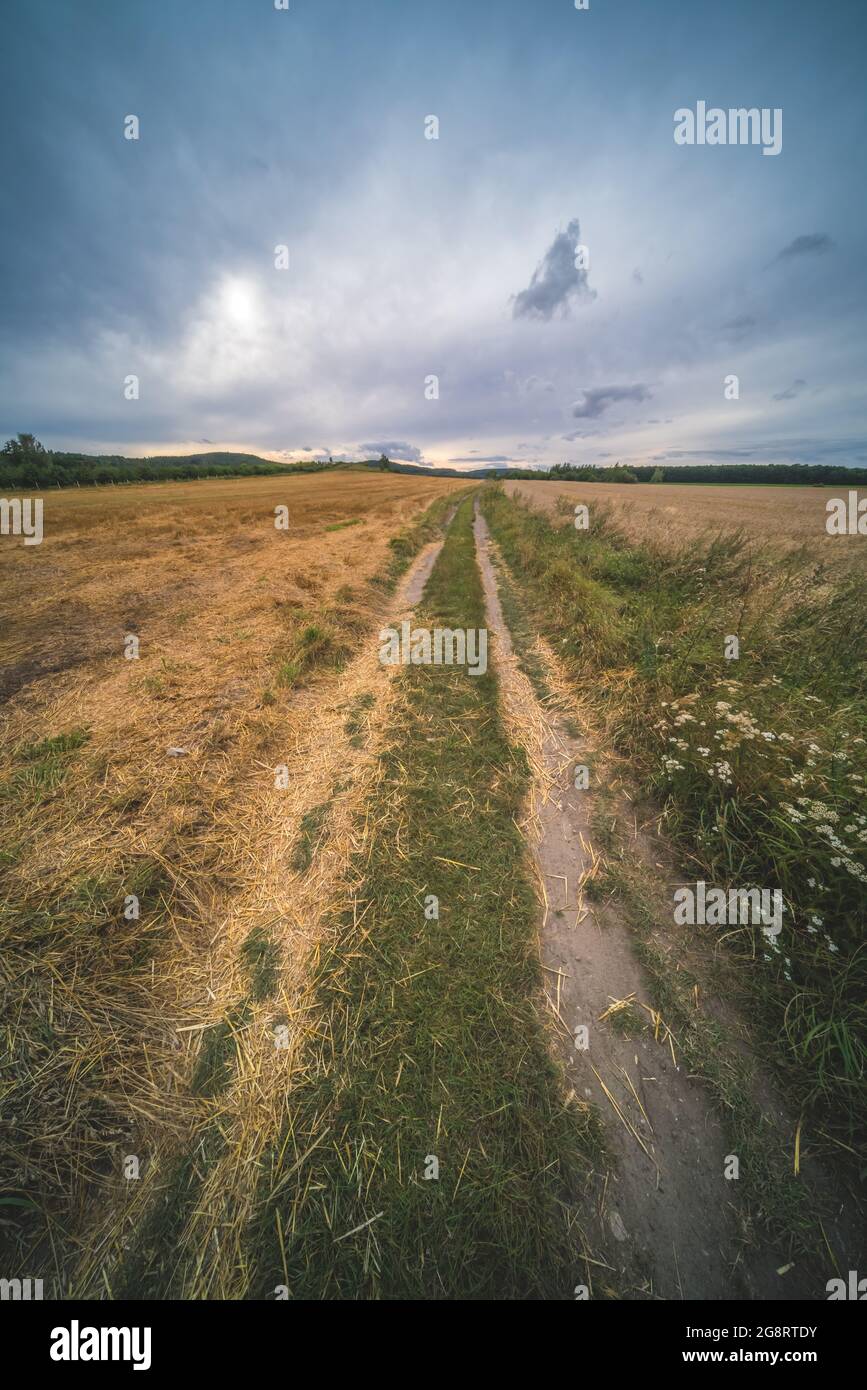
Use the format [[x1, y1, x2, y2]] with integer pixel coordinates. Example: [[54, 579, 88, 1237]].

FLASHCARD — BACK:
[[2, 0, 866, 472]]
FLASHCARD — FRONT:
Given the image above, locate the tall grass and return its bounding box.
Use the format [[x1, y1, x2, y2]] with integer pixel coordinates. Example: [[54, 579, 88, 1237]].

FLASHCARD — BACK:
[[482, 488, 867, 1149]]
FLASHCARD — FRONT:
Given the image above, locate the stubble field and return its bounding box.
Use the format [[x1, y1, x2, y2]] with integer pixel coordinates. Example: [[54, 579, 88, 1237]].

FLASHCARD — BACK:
[[0, 468, 465, 1291]]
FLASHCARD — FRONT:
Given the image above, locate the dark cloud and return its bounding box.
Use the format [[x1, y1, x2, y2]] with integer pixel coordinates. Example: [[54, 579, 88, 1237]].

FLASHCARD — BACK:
[[512, 219, 595, 321], [773, 234, 834, 262], [772, 378, 807, 401], [359, 440, 424, 463], [571, 384, 651, 419]]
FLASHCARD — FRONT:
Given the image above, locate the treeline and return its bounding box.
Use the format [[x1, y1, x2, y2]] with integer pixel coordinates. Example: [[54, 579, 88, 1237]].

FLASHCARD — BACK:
[[0, 436, 335, 488], [2, 435, 866, 490], [545, 461, 867, 485]]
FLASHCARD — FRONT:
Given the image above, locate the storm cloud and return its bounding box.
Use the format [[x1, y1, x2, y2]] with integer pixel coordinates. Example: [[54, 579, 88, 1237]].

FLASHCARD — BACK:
[[774, 233, 835, 262], [571, 384, 652, 420], [772, 379, 807, 401], [512, 219, 596, 321], [359, 441, 424, 463]]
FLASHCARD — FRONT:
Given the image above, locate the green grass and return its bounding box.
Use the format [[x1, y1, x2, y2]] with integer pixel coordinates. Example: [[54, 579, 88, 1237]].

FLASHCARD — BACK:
[[486, 548, 555, 704], [0, 849, 175, 1277], [290, 801, 331, 873], [240, 926, 281, 1001], [246, 496, 605, 1299], [482, 486, 867, 1157], [276, 622, 351, 688], [114, 995, 255, 1299], [368, 491, 465, 593], [325, 518, 362, 532], [344, 690, 376, 748], [0, 727, 91, 804], [191, 1005, 253, 1099], [590, 828, 823, 1256]]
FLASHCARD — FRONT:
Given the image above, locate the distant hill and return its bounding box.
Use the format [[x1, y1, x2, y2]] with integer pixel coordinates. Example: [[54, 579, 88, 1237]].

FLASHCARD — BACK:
[[0, 442, 510, 488]]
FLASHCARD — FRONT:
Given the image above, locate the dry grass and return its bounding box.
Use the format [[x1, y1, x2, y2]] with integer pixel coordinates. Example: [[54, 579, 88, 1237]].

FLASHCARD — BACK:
[[0, 469, 464, 1290], [0, 470, 464, 701], [505, 479, 867, 565]]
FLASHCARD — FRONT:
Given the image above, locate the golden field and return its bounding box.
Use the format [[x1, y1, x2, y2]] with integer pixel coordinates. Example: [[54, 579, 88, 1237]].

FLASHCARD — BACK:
[[0, 468, 464, 1290], [504, 478, 867, 563]]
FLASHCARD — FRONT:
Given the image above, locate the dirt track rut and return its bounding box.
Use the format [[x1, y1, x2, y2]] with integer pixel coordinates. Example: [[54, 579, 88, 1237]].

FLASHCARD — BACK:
[[472, 500, 802, 1301]]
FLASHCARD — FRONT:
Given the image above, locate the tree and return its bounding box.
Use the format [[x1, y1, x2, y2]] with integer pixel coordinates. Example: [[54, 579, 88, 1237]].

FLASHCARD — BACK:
[[1, 433, 53, 486], [2, 432, 48, 460], [650, 467, 664, 483], [609, 464, 638, 482], [378, 453, 390, 471]]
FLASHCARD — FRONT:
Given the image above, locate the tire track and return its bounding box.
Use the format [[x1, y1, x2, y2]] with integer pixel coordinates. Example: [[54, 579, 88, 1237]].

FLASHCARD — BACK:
[[472, 499, 793, 1301], [87, 513, 460, 1299]]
